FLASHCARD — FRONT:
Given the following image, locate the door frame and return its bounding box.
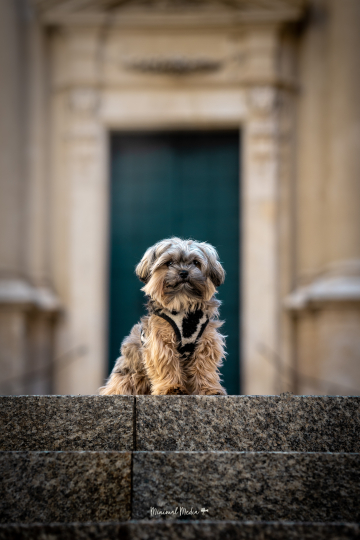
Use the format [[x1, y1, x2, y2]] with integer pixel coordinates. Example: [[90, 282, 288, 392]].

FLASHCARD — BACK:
[[52, 82, 294, 396], [108, 127, 242, 393]]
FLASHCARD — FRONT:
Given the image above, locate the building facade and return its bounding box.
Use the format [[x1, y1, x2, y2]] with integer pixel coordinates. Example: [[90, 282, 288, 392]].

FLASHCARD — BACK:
[[0, 0, 359, 396]]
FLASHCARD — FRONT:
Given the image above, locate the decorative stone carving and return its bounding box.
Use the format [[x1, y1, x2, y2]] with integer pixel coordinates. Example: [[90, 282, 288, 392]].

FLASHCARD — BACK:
[[33, 0, 306, 15], [100, 0, 304, 8], [124, 55, 223, 75], [249, 86, 278, 115]]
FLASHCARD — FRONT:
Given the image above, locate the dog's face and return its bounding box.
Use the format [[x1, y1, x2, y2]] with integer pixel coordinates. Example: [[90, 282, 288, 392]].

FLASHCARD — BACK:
[[136, 238, 225, 312]]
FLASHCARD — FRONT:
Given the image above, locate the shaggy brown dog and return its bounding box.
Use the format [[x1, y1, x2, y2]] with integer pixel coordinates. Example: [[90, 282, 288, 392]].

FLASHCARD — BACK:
[[99, 238, 227, 396]]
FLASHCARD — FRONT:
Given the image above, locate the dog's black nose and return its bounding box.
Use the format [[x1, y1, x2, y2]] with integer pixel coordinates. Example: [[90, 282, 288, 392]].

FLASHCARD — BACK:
[[179, 270, 189, 279]]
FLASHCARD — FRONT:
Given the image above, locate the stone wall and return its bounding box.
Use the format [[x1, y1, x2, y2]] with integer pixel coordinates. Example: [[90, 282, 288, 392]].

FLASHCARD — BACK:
[[0, 0, 60, 395], [287, 0, 360, 395]]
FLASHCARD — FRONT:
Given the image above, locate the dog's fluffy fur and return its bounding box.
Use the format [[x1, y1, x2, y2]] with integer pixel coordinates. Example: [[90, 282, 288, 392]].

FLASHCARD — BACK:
[[99, 237, 227, 396]]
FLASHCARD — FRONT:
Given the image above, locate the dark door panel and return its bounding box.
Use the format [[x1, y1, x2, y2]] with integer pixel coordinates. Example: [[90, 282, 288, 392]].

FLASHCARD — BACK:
[[109, 130, 240, 394]]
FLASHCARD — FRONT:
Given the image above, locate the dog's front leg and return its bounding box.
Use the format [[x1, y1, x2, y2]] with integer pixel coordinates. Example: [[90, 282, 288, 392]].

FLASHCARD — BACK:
[[185, 321, 227, 396], [143, 317, 188, 395]]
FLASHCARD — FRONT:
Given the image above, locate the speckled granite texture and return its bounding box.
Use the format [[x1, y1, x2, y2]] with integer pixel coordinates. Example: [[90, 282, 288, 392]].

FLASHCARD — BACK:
[[0, 521, 359, 540], [2, 395, 359, 453], [0, 451, 131, 523], [0, 396, 134, 451], [136, 395, 360, 452], [132, 451, 360, 522]]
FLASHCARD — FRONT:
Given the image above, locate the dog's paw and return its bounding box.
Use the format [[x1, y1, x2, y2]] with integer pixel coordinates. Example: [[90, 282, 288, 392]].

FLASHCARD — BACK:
[[165, 385, 189, 395], [199, 388, 227, 396]]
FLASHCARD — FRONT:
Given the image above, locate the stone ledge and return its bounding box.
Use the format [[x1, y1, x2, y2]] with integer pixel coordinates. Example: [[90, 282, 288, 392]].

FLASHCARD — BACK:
[[136, 395, 360, 452], [0, 451, 131, 523], [132, 451, 360, 522], [35, 0, 307, 27], [284, 260, 360, 310], [0, 280, 61, 312], [1, 395, 360, 452], [2, 395, 359, 453], [0, 396, 134, 451], [0, 521, 359, 540]]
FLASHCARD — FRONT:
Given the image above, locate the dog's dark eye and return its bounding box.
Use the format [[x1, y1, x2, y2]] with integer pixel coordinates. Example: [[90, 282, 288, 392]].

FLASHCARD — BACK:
[[193, 260, 200, 268], [166, 261, 173, 267]]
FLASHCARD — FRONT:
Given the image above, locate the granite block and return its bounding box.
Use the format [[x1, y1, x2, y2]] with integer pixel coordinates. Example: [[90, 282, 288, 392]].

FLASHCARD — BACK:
[[136, 395, 360, 452], [0, 521, 359, 540], [0, 396, 134, 451], [0, 451, 131, 523], [132, 451, 360, 522]]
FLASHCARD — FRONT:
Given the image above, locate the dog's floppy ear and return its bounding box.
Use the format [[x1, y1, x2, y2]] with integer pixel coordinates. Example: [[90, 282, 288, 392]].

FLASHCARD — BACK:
[[135, 246, 156, 283], [208, 258, 225, 287], [199, 243, 225, 287], [136, 239, 174, 283]]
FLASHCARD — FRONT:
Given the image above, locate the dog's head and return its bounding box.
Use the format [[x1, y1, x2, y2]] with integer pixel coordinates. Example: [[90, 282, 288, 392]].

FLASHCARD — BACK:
[[136, 237, 225, 312]]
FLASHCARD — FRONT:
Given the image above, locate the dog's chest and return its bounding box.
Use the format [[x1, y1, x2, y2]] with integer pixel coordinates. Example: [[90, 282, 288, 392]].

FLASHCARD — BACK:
[[141, 308, 209, 360]]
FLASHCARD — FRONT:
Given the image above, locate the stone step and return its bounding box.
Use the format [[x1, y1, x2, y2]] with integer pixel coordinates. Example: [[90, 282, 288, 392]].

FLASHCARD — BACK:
[[0, 451, 131, 523], [0, 521, 360, 540], [1, 451, 359, 524], [1, 395, 359, 452], [136, 395, 360, 452], [0, 396, 134, 451], [132, 451, 360, 522]]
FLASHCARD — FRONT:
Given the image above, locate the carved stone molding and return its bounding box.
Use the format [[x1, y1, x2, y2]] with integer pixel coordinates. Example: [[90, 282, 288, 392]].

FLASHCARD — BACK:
[[0, 280, 61, 312], [33, 0, 306, 13], [98, 0, 304, 9], [285, 277, 360, 310], [285, 260, 360, 310], [32, 0, 307, 25], [248, 86, 278, 115], [124, 55, 223, 75]]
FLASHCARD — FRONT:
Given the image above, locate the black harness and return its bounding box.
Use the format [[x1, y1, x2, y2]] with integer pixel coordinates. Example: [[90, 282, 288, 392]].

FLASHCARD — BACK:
[[141, 308, 210, 360]]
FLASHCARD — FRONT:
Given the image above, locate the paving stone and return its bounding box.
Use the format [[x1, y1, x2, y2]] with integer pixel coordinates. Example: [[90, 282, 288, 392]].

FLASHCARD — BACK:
[[132, 451, 360, 522], [0, 521, 359, 539], [0, 451, 131, 523], [136, 395, 360, 452], [0, 396, 134, 451]]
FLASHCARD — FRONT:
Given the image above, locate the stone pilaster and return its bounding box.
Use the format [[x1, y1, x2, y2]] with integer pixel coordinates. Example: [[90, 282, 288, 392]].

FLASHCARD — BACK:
[[51, 28, 108, 394], [242, 25, 296, 395], [243, 84, 284, 395], [286, 0, 360, 395], [0, 1, 60, 395]]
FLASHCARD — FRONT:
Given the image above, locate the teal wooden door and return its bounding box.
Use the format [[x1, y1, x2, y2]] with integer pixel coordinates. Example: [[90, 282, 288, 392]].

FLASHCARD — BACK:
[[109, 131, 240, 394]]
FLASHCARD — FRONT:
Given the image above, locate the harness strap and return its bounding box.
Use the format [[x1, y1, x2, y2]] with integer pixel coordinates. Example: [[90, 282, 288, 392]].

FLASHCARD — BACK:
[[154, 309, 182, 343], [141, 309, 210, 361]]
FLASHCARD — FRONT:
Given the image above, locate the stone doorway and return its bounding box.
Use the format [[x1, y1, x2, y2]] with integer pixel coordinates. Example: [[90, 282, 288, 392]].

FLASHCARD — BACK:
[[109, 130, 241, 394]]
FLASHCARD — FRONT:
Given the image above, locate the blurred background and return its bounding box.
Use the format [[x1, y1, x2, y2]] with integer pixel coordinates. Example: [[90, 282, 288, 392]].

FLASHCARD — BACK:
[[0, 0, 359, 396]]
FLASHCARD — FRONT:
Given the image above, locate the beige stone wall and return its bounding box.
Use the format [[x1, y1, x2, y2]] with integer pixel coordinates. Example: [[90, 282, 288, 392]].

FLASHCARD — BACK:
[[288, 0, 360, 395], [0, 0, 59, 395]]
